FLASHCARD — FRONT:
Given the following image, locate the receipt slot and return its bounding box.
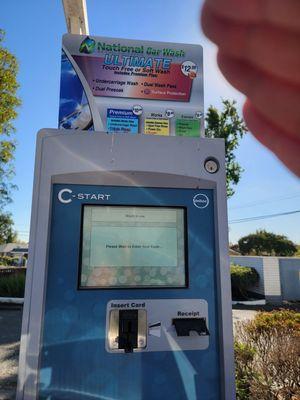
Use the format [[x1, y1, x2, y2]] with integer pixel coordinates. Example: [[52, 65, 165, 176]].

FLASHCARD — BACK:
[[17, 129, 235, 399]]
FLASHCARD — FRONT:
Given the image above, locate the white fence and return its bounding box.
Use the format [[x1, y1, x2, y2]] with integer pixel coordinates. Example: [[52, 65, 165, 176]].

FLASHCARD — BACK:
[[230, 256, 300, 304]]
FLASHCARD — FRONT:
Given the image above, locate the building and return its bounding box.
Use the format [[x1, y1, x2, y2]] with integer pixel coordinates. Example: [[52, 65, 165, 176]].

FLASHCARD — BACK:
[[0, 243, 28, 266]]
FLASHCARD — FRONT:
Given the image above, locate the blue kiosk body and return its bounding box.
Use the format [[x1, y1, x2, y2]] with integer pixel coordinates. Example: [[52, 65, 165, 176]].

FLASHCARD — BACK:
[[17, 130, 235, 400]]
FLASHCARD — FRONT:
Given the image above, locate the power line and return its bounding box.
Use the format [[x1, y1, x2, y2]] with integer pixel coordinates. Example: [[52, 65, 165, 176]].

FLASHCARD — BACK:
[[229, 209, 300, 224], [230, 194, 300, 210], [229, 193, 300, 210]]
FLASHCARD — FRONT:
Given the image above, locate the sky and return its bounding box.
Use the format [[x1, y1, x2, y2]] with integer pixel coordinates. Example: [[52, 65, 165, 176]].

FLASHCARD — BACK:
[[1, 0, 299, 244]]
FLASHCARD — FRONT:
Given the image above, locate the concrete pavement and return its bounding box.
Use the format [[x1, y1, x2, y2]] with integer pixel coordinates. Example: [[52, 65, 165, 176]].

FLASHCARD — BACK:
[[0, 308, 22, 400]]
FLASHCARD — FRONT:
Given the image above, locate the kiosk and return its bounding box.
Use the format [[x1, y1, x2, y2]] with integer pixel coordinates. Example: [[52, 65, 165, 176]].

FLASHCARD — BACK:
[[17, 129, 235, 399]]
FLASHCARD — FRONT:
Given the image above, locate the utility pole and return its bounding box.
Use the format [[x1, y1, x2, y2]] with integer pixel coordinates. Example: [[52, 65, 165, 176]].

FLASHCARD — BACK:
[[62, 0, 89, 35]]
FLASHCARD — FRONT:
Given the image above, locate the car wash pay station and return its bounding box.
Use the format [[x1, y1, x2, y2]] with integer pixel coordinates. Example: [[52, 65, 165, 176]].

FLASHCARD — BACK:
[[17, 25, 235, 400]]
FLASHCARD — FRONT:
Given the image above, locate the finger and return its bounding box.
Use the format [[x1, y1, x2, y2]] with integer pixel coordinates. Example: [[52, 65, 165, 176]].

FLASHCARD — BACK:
[[243, 100, 300, 176], [201, 3, 300, 84], [203, 0, 300, 32], [216, 51, 300, 139]]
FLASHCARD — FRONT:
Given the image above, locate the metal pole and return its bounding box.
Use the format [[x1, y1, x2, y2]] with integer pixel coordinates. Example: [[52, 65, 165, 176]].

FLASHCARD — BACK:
[[62, 0, 89, 35]]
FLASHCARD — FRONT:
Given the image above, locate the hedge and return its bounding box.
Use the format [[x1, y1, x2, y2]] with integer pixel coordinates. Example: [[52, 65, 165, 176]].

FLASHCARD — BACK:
[[0, 272, 25, 297], [231, 264, 259, 299]]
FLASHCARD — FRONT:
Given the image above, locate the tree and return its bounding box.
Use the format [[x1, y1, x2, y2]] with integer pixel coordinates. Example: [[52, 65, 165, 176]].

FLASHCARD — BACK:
[[0, 29, 20, 206], [0, 213, 17, 244], [0, 29, 20, 205], [0, 29, 20, 242], [205, 99, 247, 197], [238, 230, 297, 257]]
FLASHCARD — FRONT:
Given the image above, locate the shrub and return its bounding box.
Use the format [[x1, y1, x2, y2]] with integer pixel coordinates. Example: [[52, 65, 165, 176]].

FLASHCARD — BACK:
[[235, 342, 256, 400], [0, 255, 20, 266], [235, 309, 300, 400], [231, 264, 259, 299], [0, 272, 25, 297]]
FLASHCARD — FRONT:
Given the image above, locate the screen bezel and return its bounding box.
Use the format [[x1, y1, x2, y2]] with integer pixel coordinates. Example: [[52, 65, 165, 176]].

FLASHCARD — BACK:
[[77, 204, 189, 290]]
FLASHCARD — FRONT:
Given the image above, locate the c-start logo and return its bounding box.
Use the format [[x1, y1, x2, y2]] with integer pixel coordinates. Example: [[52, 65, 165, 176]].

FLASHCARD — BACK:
[[58, 188, 72, 204], [193, 193, 209, 209], [58, 188, 111, 204]]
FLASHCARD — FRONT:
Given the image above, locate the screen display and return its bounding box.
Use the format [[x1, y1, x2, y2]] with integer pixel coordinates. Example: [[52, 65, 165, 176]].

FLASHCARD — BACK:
[[79, 206, 187, 288]]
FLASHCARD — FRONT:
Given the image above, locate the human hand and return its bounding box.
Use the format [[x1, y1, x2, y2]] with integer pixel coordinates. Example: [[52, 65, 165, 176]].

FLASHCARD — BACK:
[[201, 0, 300, 176]]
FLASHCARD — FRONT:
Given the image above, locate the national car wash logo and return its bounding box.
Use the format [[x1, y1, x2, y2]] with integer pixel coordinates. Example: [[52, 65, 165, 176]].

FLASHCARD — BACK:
[[79, 36, 96, 54], [58, 188, 111, 204], [193, 193, 209, 209]]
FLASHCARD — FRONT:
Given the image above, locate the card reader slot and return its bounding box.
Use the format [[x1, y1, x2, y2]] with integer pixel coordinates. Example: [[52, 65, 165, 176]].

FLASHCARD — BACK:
[[118, 310, 139, 353], [108, 309, 147, 353]]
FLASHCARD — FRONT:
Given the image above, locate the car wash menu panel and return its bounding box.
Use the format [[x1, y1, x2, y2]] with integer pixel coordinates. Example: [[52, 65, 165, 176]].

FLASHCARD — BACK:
[[59, 35, 203, 136]]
